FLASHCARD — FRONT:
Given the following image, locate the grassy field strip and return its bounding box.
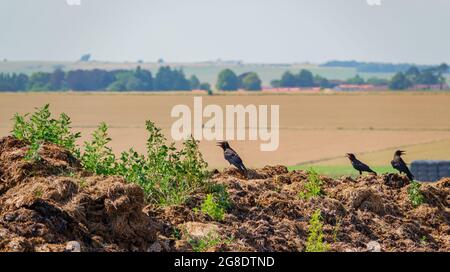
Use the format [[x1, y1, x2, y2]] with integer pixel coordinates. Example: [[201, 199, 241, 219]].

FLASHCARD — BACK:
[[288, 165, 393, 178]]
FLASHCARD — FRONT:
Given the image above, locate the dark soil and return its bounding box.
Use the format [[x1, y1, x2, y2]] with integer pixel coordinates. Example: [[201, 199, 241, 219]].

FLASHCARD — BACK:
[[0, 136, 448, 252]]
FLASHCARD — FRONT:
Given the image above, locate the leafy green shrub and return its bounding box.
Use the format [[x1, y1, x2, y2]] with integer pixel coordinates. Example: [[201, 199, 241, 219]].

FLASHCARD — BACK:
[[11, 104, 81, 160], [11, 105, 209, 207], [81, 122, 117, 175], [117, 121, 209, 206], [306, 209, 329, 252], [197, 194, 226, 221], [206, 183, 232, 210], [299, 168, 324, 200], [408, 181, 425, 207]]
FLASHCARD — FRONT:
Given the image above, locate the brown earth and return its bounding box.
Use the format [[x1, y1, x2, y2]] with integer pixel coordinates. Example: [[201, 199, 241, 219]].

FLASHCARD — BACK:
[[0, 136, 157, 252], [0, 136, 448, 252]]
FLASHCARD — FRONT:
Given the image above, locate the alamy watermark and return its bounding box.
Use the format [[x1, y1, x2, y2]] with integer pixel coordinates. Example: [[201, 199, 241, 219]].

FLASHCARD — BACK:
[[171, 97, 280, 151]]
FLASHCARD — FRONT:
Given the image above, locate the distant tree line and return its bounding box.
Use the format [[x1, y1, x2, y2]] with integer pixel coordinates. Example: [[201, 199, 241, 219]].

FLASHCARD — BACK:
[[1, 64, 448, 92], [269, 69, 334, 89], [389, 64, 449, 90], [216, 69, 262, 91], [0, 66, 211, 92], [322, 60, 450, 74]]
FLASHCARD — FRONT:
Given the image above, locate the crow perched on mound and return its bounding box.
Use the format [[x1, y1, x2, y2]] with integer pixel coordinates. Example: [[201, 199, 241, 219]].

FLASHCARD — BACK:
[[391, 150, 414, 181], [346, 153, 377, 175], [217, 141, 247, 174]]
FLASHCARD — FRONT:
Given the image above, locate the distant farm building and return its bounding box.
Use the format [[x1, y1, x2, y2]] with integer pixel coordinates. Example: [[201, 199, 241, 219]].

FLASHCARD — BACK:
[[410, 84, 449, 90], [334, 84, 388, 91], [261, 87, 321, 93]]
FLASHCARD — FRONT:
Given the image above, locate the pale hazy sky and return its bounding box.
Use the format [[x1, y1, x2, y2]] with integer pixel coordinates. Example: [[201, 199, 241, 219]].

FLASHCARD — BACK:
[[1, 0, 449, 64]]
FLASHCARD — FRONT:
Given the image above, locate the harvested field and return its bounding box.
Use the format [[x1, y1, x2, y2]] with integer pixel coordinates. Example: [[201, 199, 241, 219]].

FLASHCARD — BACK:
[[0, 136, 448, 252], [1, 92, 450, 169]]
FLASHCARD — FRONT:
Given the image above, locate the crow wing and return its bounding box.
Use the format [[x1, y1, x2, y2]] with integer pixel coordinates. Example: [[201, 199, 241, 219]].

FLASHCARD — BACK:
[[224, 149, 247, 172], [352, 160, 376, 173]]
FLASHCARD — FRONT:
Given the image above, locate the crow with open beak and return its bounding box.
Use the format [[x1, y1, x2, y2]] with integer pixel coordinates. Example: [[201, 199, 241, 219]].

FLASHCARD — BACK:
[[391, 150, 414, 181], [217, 141, 247, 174], [346, 153, 377, 176]]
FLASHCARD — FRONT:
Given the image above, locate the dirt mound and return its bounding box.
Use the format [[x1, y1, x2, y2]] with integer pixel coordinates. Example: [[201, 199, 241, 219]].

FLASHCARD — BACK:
[[1, 136, 448, 252], [0, 137, 156, 252], [151, 167, 449, 252]]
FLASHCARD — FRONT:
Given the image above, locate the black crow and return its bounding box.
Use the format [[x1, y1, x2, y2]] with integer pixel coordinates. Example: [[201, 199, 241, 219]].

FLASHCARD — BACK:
[[217, 141, 247, 173], [346, 153, 377, 175], [391, 150, 414, 181]]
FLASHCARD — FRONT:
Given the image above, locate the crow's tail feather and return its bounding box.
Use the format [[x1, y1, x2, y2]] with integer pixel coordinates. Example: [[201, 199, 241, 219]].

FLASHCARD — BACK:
[[405, 170, 414, 181]]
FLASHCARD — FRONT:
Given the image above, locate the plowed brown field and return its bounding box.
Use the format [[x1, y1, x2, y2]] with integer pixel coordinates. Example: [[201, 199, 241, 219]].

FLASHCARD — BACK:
[[1, 92, 449, 168]]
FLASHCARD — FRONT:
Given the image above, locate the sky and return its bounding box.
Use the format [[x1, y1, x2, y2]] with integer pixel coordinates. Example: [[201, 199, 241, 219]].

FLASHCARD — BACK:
[[0, 0, 449, 64]]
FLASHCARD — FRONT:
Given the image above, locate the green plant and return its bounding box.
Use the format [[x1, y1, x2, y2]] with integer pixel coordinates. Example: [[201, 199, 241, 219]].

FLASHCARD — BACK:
[[408, 181, 425, 207], [117, 121, 209, 206], [81, 122, 116, 175], [34, 187, 43, 198], [187, 231, 233, 252], [299, 168, 324, 200], [197, 194, 226, 221], [306, 209, 329, 252], [171, 227, 182, 240], [10, 105, 209, 207], [206, 183, 232, 210], [11, 104, 81, 160]]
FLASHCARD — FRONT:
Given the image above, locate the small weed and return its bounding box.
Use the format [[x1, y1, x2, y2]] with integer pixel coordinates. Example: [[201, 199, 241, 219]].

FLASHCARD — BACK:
[[306, 209, 329, 252], [117, 122, 209, 206], [81, 122, 116, 175], [171, 227, 182, 240], [12, 104, 81, 160], [408, 181, 425, 208], [299, 168, 324, 200], [197, 194, 226, 221], [206, 183, 232, 210], [188, 231, 233, 252], [420, 236, 428, 246], [34, 188, 43, 198]]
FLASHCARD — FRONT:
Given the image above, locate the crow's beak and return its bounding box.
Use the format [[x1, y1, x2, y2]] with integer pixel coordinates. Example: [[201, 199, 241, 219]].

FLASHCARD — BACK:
[[216, 142, 223, 147], [400, 150, 406, 154]]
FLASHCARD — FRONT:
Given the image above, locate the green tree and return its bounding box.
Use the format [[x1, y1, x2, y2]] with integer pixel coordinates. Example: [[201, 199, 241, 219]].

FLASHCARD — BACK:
[[346, 74, 365, 85], [28, 72, 52, 91], [314, 75, 331, 88], [389, 72, 412, 90], [216, 69, 238, 91], [296, 69, 314, 87], [199, 82, 211, 91], [280, 71, 296, 87], [189, 75, 201, 90], [366, 77, 389, 86], [270, 79, 281, 88], [49, 69, 66, 90], [240, 72, 262, 91]]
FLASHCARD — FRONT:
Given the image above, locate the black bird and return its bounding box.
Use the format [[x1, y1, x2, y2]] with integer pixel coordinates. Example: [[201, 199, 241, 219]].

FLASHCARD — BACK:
[[391, 150, 414, 181], [346, 153, 377, 175], [217, 141, 247, 173]]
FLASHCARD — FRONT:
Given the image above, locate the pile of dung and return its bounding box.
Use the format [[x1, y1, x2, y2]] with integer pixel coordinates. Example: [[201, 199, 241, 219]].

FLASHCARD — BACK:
[[150, 166, 449, 252], [0, 136, 157, 252], [1, 136, 448, 252]]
